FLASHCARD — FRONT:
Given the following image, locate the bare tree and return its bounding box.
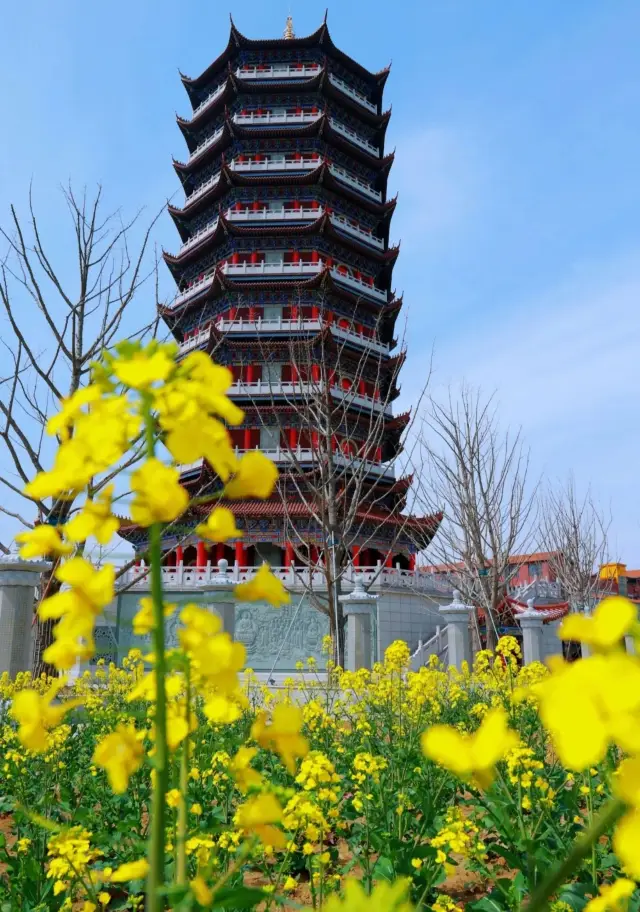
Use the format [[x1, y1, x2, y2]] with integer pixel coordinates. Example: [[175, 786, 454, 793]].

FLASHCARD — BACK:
[[415, 386, 536, 651], [538, 476, 611, 613], [0, 183, 163, 675], [223, 303, 435, 665]]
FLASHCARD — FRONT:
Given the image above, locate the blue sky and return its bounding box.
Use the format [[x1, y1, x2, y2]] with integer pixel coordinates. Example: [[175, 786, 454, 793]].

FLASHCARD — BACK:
[[0, 1, 638, 559]]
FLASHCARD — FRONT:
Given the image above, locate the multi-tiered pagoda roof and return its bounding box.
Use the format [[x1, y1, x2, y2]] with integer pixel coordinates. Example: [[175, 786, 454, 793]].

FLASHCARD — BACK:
[[119, 14, 440, 571]]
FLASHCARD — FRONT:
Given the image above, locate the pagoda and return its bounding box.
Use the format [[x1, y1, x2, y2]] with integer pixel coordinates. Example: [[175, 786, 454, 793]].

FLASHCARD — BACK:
[[119, 14, 439, 572]]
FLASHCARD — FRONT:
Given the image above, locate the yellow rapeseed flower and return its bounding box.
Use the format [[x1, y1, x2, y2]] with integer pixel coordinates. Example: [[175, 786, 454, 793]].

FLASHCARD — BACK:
[[92, 723, 144, 794], [190, 875, 213, 905], [224, 451, 278, 499], [109, 858, 149, 882], [421, 708, 519, 789], [64, 485, 120, 544], [195, 506, 243, 543], [112, 348, 174, 389], [313, 878, 415, 911], [15, 524, 73, 559], [130, 458, 188, 526], [235, 793, 286, 848], [560, 597, 638, 651], [229, 746, 263, 793], [251, 704, 309, 774], [584, 878, 636, 912], [234, 562, 290, 608], [10, 680, 81, 753], [132, 597, 175, 636]]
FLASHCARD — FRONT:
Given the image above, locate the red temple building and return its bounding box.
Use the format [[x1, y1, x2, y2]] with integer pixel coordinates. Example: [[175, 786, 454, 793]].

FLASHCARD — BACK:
[[119, 15, 438, 572]]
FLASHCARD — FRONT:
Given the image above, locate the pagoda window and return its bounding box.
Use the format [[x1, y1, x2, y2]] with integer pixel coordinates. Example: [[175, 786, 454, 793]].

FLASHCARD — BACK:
[[262, 362, 282, 383], [260, 426, 280, 450]]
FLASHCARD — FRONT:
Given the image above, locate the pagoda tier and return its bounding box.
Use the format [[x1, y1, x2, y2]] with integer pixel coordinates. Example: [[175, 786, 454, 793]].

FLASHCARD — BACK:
[[117, 17, 440, 567]]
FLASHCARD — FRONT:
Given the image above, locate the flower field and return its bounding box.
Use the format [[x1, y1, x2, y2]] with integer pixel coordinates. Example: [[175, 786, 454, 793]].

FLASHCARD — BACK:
[[3, 341, 640, 911], [2, 629, 640, 912]]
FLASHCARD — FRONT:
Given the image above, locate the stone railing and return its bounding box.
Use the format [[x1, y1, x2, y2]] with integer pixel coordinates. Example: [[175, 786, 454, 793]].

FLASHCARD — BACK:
[[328, 73, 377, 113], [119, 562, 453, 595], [178, 448, 396, 479], [328, 164, 382, 201], [410, 625, 449, 671], [329, 118, 379, 157], [236, 64, 322, 80]]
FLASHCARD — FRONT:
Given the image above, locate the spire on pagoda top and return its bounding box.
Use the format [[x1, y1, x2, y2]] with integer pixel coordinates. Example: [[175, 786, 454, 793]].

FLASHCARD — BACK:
[[283, 15, 295, 39]]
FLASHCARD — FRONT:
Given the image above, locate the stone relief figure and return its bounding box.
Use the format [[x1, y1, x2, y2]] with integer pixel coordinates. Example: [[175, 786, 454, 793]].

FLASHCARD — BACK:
[[235, 609, 259, 650]]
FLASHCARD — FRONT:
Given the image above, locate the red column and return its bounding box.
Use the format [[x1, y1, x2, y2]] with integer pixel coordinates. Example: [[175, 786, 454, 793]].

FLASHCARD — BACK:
[[311, 430, 319, 449], [196, 541, 207, 568], [291, 363, 299, 381], [289, 427, 298, 448], [215, 543, 225, 562], [311, 304, 320, 319], [243, 427, 252, 450], [311, 364, 320, 382], [385, 552, 393, 568], [409, 554, 416, 571], [285, 543, 294, 567], [358, 379, 366, 395], [235, 541, 246, 565], [352, 545, 361, 568], [176, 545, 184, 564], [375, 446, 383, 462]]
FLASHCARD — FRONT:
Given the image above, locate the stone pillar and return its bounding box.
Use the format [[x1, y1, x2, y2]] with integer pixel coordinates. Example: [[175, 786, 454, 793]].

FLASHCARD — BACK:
[[209, 559, 235, 636], [439, 591, 473, 671], [339, 574, 379, 672], [518, 600, 545, 665], [0, 559, 49, 675]]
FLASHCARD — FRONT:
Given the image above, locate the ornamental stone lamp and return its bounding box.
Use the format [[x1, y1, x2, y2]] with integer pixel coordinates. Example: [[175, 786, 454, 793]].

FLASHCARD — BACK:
[[518, 599, 545, 665], [0, 557, 50, 675], [439, 590, 473, 671], [207, 559, 235, 636], [339, 573, 379, 672]]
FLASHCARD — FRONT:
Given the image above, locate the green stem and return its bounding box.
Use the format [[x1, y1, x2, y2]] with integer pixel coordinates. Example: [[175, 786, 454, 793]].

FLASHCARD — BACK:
[[526, 798, 626, 912], [176, 668, 191, 886], [141, 396, 168, 912]]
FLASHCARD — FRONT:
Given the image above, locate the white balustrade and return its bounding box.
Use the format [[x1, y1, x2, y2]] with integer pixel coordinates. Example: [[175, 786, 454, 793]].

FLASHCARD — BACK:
[[236, 63, 322, 80], [329, 267, 387, 303], [120, 562, 448, 594], [230, 378, 392, 414], [179, 448, 394, 478], [191, 79, 227, 119], [328, 73, 377, 113], [225, 206, 321, 223], [221, 261, 323, 278], [329, 213, 384, 249], [173, 273, 216, 308], [184, 170, 221, 206], [178, 326, 212, 354], [173, 260, 386, 309], [234, 110, 321, 127], [187, 126, 225, 164], [214, 315, 389, 354], [329, 118, 379, 157], [328, 164, 382, 201], [178, 218, 219, 254], [229, 155, 321, 173]]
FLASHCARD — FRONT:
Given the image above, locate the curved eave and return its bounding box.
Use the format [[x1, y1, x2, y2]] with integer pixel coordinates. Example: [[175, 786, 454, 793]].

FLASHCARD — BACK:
[[322, 72, 390, 127], [233, 115, 324, 143], [173, 121, 233, 176], [177, 77, 235, 142], [321, 167, 395, 216], [180, 18, 390, 100]]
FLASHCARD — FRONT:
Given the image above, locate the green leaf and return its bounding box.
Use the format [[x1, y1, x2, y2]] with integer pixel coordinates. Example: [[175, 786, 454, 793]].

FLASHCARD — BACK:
[[371, 855, 395, 881], [211, 886, 270, 908]]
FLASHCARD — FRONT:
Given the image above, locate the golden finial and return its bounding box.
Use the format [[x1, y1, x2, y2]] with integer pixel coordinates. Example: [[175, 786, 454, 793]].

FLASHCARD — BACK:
[[284, 15, 295, 39]]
